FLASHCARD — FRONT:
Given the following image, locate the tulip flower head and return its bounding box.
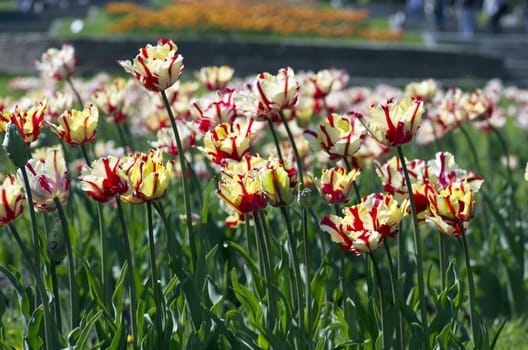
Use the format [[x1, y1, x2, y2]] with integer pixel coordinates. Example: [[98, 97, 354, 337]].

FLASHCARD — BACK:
[[217, 170, 267, 214], [426, 181, 475, 237], [259, 158, 298, 207], [250, 67, 299, 120], [118, 38, 184, 92], [319, 166, 360, 204], [92, 77, 129, 123], [302, 68, 349, 99], [404, 78, 438, 102], [49, 104, 99, 147], [1, 100, 48, 145], [358, 96, 424, 147], [79, 156, 130, 202], [198, 118, 254, 165], [320, 193, 407, 255], [152, 121, 195, 157], [120, 149, 174, 204], [35, 43, 77, 81], [0, 174, 25, 226], [191, 90, 238, 134], [196, 65, 235, 91], [19, 148, 70, 212], [304, 113, 365, 160]]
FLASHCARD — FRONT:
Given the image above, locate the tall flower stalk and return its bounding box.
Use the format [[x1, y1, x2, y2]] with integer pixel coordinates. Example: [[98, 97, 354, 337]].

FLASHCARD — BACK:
[[397, 145, 428, 342], [54, 197, 79, 329], [161, 90, 198, 270]]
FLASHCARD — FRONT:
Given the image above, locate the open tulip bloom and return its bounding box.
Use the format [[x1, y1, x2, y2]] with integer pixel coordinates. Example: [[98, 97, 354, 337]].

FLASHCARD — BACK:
[[320, 193, 408, 255], [18, 148, 70, 212], [35, 43, 77, 81], [119, 38, 184, 92], [79, 156, 130, 202], [0, 174, 25, 226], [357, 96, 425, 147]]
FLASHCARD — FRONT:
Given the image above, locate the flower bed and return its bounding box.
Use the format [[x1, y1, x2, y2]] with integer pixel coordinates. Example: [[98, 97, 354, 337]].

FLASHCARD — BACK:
[[105, 0, 404, 41], [0, 39, 526, 348]]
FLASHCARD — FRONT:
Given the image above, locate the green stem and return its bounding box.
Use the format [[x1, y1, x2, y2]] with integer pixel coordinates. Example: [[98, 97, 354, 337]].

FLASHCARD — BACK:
[[19, 166, 41, 292], [147, 202, 164, 346], [397, 222, 405, 347], [116, 197, 138, 350], [301, 207, 311, 340], [460, 226, 479, 347], [113, 114, 129, 149], [370, 253, 386, 349], [66, 76, 83, 107], [278, 112, 303, 184], [50, 260, 62, 334], [396, 145, 428, 347], [440, 234, 448, 290], [268, 119, 283, 160], [384, 239, 403, 350], [97, 202, 112, 316], [8, 223, 55, 349], [458, 124, 481, 174], [54, 198, 79, 330], [254, 211, 277, 330], [161, 89, 197, 272], [276, 111, 312, 339], [80, 144, 91, 166], [491, 126, 516, 231], [280, 206, 305, 348]]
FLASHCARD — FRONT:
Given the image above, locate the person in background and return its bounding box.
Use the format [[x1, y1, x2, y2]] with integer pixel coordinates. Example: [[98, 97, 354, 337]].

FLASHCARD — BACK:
[[457, 0, 476, 37]]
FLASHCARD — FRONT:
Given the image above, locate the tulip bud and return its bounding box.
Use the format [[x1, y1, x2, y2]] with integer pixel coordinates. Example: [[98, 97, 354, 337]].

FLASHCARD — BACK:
[[47, 226, 67, 263], [2, 122, 31, 168]]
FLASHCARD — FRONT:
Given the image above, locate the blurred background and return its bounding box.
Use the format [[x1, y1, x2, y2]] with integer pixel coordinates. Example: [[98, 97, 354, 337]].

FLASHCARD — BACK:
[[0, 0, 527, 87]]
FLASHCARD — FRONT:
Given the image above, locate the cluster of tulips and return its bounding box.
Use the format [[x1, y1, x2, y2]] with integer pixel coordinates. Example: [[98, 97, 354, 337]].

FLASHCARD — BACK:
[[0, 37, 526, 348]]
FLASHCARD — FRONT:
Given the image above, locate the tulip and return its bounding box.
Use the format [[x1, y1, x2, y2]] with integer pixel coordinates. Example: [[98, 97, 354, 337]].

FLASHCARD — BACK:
[[50, 104, 99, 147], [302, 68, 349, 99], [118, 38, 184, 92], [1, 100, 48, 145], [320, 193, 407, 255], [259, 158, 297, 207], [196, 65, 235, 91], [0, 174, 25, 226], [18, 148, 70, 212], [217, 170, 267, 214], [319, 166, 360, 204], [426, 181, 476, 237], [304, 113, 365, 160], [35, 43, 77, 81], [79, 156, 130, 202], [358, 96, 424, 147], [250, 67, 299, 120], [198, 118, 254, 165], [92, 77, 128, 123], [120, 149, 174, 204]]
